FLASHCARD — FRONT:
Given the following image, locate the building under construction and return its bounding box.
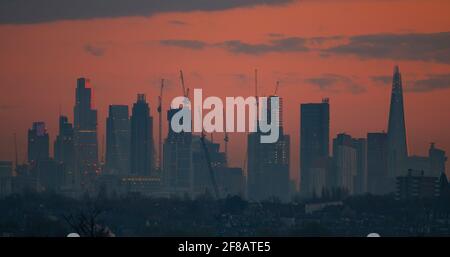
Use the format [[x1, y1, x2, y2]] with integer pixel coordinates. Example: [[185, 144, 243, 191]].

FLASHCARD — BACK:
[[247, 96, 290, 202]]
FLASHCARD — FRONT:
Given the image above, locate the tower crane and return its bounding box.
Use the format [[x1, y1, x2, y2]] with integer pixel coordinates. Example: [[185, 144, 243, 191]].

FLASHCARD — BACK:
[[200, 131, 220, 199], [195, 104, 220, 199], [274, 80, 280, 95], [224, 132, 229, 164], [254, 69, 258, 108], [179, 70, 188, 97]]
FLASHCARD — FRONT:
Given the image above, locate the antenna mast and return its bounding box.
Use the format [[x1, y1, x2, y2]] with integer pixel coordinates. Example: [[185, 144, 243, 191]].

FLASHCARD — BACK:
[[157, 79, 164, 170], [14, 133, 18, 169]]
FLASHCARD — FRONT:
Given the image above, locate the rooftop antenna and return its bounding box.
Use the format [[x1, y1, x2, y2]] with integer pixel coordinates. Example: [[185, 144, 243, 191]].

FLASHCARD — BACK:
[[14, 133, 18, 169], [157, 78, 165, 170]]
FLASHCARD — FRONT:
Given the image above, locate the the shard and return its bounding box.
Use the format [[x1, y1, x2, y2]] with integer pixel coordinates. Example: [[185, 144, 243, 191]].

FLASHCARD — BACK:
[[386, 66, 408, 190]]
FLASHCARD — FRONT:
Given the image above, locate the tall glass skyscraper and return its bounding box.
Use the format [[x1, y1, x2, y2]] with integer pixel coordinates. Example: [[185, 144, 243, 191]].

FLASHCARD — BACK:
[[387, 66, 408, 191], [247, 96, 290, 202], [106, 105, 130, 175], [54, 115, 75, 188], [130, 94, 154, 176], [367, 132, 388, 195], [300, 98, 330, 198], [73, 78, 98, 183], [163, 108, 193, 195]]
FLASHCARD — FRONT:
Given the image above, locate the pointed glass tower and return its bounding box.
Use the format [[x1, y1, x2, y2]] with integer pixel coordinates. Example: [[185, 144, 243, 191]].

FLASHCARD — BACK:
[[387, 66, 408, 186]]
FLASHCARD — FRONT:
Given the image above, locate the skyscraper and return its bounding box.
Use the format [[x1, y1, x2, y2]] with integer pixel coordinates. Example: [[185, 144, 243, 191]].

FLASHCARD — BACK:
[[130, 94, 154, 176], [54, 116, 75, 189], [28, 121, 49, 164], [192, 135, 225, 196], [0, 161, 13, 197], [73, 78, 98, 181], [333, 133, 357, 195], [428, 143, 447, 177], [106, 105, 130, 175], [247, 96, 290, 202], [163, 106, 194, 194], [387, 66, 408, 192], [367, 132, 388, 195], [0, 161, 13, 177], [300, 98, 330, 198], [163, 108, 193, 195], [352, 138, 367, 194], [329, 134, 367, 195], [54, 116, 74, 163]]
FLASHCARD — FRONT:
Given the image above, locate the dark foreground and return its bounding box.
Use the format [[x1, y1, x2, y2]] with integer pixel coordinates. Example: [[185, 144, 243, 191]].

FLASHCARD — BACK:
[[0, 192, 449, 237]]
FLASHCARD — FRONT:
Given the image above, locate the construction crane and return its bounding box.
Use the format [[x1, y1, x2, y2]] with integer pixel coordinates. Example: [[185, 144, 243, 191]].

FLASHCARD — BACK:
[[274, 80, 280, 95], [200, 131, 220, 199], [157, 78, 165, 170], [179, 70, 188, 97], [254, 69, 258, 97], [194, 106, 219, 199], [224, 132, 229, 164]]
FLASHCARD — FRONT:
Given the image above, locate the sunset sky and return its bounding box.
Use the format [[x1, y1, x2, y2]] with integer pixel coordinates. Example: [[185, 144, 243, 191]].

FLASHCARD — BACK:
[[1, 0, 450, 181]]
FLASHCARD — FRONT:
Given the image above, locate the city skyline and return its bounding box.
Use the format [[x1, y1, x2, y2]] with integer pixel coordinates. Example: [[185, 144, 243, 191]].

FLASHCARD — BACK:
[[2, 67, 450, 184], [1, 0, 450, 185], [4, 64, 448, 195]]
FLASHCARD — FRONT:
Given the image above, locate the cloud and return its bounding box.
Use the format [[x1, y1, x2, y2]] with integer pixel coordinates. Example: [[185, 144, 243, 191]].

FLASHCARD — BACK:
[[325, 32, 450, 64], [371, 75, 391, 85], [0, 0, 293, 24], [305, 74, 365, 94], [159, 37, 309, 54], [168, 20, 188, 26], [160, 39, 207, 50], [84, 44, 105, 57], [308, 35, 343, 45], [219, 37, 309, 55], [407, 74, 450, 93], [162, 32, 450, 62]]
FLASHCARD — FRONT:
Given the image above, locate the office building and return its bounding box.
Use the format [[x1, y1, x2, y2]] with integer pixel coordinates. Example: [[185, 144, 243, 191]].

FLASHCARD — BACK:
[[28, 122, 49, 164], [163, 108, 193, 195], [106, 105, 130, 175], [73, 78, 99, 181], [54, 116, 76, 189], [130, 94, 154, 176], [300, 98, 330, 198]]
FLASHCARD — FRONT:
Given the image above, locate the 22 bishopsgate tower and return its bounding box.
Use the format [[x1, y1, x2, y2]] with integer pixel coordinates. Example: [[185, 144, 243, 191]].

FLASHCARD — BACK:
[[73, 78, 99, 189]]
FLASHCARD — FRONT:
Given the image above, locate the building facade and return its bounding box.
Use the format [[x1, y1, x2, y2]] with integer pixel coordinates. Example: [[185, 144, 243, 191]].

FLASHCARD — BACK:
[[28, 121, 49, 164], [106, 105, 130, 175], [387, 66, 408, 192], [73, 78, 98, 187], [130, 94, 154, 176], [367, 132, 389, 195], [300, 98, 330, 198]]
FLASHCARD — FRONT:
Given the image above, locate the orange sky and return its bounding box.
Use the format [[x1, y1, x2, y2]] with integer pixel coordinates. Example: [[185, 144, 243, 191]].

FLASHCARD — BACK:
[[1, 0, 450, 182]]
